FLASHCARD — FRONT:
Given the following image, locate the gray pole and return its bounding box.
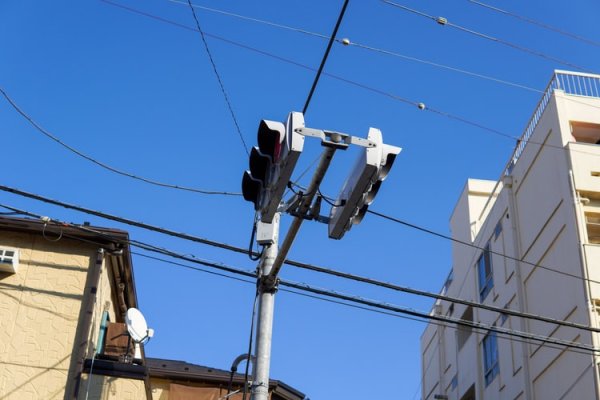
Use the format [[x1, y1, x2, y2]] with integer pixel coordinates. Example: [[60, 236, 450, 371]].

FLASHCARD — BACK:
[[251, 214, 279, 400]]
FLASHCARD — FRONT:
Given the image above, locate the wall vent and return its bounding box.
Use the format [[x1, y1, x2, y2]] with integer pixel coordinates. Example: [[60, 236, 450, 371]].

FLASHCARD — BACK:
[[0, 247, 19, 274]]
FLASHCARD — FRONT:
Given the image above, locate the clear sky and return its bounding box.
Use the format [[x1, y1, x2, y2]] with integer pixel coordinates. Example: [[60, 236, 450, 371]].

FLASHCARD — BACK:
[[2, 1, 599, 398]]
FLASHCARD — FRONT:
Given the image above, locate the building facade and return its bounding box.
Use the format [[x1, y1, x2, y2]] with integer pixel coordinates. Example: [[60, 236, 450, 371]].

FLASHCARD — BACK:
[[420, 70, 600, 400]]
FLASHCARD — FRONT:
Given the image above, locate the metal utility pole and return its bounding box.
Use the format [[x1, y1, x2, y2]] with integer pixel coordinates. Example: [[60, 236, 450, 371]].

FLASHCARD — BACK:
[[251, 214, 279, 400], [243, 113, 401, 400]]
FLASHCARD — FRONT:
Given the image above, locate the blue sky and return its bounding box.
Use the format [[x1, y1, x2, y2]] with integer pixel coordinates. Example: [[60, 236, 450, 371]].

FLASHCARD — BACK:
[[2, 1, 599, 398]]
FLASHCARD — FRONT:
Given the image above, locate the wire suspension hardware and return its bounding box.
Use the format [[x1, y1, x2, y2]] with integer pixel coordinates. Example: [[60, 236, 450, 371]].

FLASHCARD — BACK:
[[103, 1, 600, 161], [381, 0, 591, 72]]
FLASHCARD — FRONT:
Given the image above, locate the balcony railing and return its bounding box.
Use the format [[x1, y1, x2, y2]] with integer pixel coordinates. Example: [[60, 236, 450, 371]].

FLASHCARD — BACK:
[[477, 70, 600, 222], [510, 70, 600, 170]]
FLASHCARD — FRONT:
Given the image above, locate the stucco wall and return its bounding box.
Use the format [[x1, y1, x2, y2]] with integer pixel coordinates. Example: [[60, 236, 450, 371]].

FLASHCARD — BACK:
[[0, 230, 98, 399], [78, 373, 147, 400]]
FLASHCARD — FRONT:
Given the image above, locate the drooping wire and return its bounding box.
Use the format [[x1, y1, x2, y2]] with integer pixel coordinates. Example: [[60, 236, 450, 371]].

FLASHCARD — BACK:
[[169, 0, 541, 94], [0, 86, 241, 196], [185, 0, 249, 155], [366, 208, 600, 285], [103, 0, 600, 160], [242, 292, 259, 400], [133, 249, 599, 358], [2, 202, 598, 353], [381, 0, 591, 72], [466, 0, 600, 48], [302, 0, 350, 115], [3, 198, 600, 335]]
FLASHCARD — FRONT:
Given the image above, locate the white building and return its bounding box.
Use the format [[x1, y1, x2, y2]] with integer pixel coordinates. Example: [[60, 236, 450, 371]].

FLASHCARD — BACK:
[[420, 70, 600, 400]]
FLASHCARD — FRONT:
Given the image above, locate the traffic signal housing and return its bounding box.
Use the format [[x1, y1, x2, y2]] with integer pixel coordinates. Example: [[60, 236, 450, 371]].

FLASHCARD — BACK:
[[242, 112, 306, 222], [328, 128, 401, 240]]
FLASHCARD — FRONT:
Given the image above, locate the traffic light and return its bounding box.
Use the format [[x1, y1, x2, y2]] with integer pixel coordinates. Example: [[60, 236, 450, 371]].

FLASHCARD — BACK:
[[242, 112, 305, 222], [328, 128, 401, 239]]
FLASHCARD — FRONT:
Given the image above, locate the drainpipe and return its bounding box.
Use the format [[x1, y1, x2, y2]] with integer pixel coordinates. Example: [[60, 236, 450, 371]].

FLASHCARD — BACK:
[[71, 248, 105, 399], [503, 175, 534, 400]]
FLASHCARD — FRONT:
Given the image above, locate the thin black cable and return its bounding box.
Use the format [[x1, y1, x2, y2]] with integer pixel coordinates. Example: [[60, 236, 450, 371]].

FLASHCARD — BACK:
[[367, 208, 600, 285], [3, 189, 600, 332], [135, 240, 598, 353], [2, 204, 595, 353], [137, 249, 599, 359], [185, 0, 249, 155], [381, 0, 590, 72], [132, 249, 598, 358], [170, 0, 541, 94], [0, 87, 241, 196], [467, 0, 600, 48], [242, 292, 258, 400], [8, 196, 597, 336], [302, 0, 350, 114], [103, 0, 600, 160]]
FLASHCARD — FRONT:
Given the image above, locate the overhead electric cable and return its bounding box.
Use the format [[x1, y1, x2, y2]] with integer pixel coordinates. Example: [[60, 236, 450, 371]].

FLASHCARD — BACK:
[[0, 87, 241, 196], [170, 0, 329, 40], [185, 0, 249, 155], [366, 208, 600, 285], [169, 0, 540, 94], [133, 250, 597, 358], [102, 0, 600, 160], [2, 197, 599, 336], [467, 0, 600, 48], [302, 0, 350, 114], [382, 0, 591, 72], [1, 202, 596, 354]]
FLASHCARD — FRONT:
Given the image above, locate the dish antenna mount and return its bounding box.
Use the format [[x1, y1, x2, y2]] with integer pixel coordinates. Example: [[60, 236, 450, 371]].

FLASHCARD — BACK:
[[123, 308, 154, 363]]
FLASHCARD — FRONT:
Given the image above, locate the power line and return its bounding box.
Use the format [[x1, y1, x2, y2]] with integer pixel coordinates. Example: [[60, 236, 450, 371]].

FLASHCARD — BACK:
[[133, 249, 599, 359], [184, 0, 249, 156], [381, 0, 591, 72], [2, 195, 599, 336], [466, 0, 600, 48], [36, 208, 600, 353], [110, 240, 600, 353], [302, 0, 350, 115], [1, 202, 596, 354], [102, 0, 600, 162], [0, 86, 241, 197], [366, 208, 600, 285], [170, 0, 541, 94]]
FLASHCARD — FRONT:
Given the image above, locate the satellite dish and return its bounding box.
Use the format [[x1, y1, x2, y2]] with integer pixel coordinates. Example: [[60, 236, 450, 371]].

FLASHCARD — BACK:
[[125, 308, 154, 344]]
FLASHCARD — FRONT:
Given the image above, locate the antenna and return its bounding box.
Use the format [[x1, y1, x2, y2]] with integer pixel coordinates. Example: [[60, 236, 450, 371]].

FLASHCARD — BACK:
[[123, 308, 154, 363]]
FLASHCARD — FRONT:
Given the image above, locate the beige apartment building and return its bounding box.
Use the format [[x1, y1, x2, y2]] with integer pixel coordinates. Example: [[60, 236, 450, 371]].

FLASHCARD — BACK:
[[0, 216, 304, 399], [420, 70, 600, 400]]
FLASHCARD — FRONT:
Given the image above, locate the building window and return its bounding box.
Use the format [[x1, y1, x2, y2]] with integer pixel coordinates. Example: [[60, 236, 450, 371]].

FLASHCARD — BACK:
[[477, 243, 493, 301], [482, 331, 499, 386], [450, 374, 458, 391], [585, 212, 600, 244], [494, 219, 503, 240]]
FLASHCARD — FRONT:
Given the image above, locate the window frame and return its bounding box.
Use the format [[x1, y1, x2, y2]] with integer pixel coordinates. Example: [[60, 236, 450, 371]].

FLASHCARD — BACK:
[[477, 242, 494, 301], [482, 331, 499, 386]]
